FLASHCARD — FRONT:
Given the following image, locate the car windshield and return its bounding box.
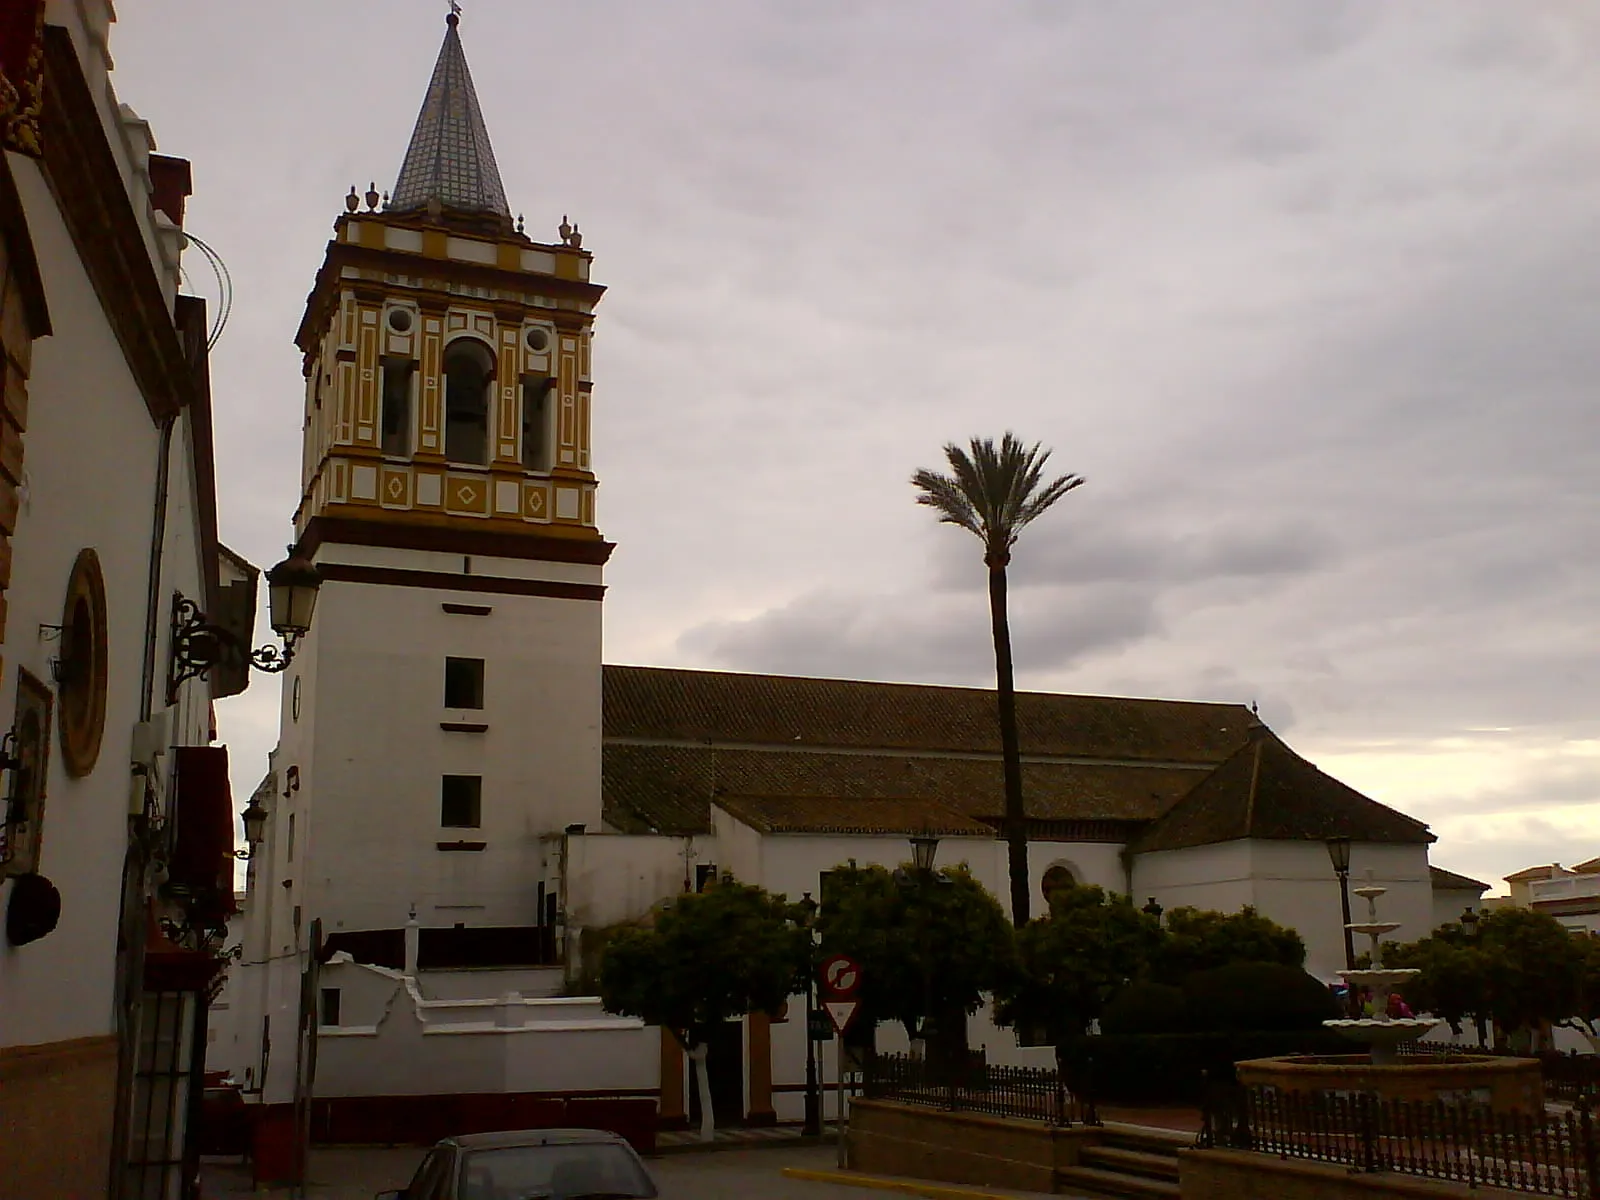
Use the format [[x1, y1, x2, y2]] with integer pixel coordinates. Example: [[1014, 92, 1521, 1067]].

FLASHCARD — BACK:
[[457, 1143, 656, 1200]]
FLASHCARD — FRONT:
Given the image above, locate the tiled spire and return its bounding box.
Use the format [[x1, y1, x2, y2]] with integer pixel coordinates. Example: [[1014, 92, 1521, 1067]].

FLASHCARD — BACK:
[[388, 11, 511, 221]]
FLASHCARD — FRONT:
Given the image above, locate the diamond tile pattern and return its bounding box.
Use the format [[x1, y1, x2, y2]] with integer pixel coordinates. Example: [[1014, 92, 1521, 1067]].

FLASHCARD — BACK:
[[389, 19, 510, 218]]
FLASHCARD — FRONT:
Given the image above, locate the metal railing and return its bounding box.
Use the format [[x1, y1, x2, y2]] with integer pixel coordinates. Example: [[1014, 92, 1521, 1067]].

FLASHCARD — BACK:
[[862, 1052, 1098, 1127], [1199, 1083, 1600, 1198]]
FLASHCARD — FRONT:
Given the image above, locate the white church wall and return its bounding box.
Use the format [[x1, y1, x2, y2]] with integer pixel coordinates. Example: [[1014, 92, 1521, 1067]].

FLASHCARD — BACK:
[[1029, 842, 1128, 896], [565, 834, 710, 928], [1248, 841, 1434, 983], [293, 570, 605, 934], [1131, 841, 1256, 917], [1132, 840, 1435, 984]]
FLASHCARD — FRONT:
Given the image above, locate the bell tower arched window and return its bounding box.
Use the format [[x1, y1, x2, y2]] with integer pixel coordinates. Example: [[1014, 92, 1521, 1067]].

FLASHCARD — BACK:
[[442, 339, 494, 466]]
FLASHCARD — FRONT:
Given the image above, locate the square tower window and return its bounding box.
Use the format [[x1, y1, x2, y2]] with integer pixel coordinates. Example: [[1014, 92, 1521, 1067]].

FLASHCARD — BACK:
[[443, 658, 485, 709], [441, 775, 482, 828], [380, 359, 414, 457], [522, 377, 553, 472]]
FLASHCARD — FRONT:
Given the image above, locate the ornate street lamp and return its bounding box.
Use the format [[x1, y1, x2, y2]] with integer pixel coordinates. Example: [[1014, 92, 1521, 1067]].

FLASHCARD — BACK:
[[909, 831, 940, 874], [794, 891, 822, 1137], [1460, 906, 1480, 938], [168, 547, 321, 704], [232, 798, 269, 861], [1326, 837, 1357, 1016]]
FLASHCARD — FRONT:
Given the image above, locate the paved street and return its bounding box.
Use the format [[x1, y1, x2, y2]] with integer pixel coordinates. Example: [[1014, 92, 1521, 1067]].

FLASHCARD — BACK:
[[202, 1144, 1067, 1199]]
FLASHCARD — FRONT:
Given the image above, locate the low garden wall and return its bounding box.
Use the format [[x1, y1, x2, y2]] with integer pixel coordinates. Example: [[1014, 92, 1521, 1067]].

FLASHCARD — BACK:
[[1182, 1147, 1528, 1200], [847, 1098, 1097, 1193]]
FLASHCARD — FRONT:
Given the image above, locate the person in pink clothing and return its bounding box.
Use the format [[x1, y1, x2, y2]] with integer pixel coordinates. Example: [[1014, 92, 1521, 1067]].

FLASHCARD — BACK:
[[1388, 992, 1415, 1019]]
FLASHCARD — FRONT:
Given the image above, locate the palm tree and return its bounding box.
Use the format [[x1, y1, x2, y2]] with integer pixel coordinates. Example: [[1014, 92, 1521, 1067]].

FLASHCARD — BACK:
[[911, 434, 1085, 926]]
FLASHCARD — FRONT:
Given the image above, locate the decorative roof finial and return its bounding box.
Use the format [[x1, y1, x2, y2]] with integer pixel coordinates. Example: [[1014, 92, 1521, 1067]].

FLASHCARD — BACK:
[[365, 181, 380, 211], [516, 213, 524, 235], [569, 222, 582, 250], [447, 0, 462, 27], [345, 185, 360, 213], [558, 214, 572, 241]]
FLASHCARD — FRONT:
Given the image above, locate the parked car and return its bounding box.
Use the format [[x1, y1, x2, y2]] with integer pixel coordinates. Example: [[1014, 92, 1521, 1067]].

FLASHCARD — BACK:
[[377, 1128, 658, 1200]]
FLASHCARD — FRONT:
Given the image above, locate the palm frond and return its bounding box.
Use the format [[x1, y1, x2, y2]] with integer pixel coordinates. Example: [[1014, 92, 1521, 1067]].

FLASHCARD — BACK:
[[911, 431, 1085, 555]]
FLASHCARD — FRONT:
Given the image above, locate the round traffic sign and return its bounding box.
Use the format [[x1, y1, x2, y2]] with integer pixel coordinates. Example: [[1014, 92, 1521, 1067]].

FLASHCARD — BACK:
[[819, 954, 861, 998]]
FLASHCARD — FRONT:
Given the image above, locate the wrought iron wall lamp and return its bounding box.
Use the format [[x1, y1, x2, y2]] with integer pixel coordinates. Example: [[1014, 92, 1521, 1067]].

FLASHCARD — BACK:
[[166, 548, 321, 705]]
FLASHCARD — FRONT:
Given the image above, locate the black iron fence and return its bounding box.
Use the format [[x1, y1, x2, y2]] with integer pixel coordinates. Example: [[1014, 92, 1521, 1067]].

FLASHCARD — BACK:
[[1200, 1083, 1600, 1198], [1542, 1053, 1600, 1106], [862, 1052, 1098, 1127]]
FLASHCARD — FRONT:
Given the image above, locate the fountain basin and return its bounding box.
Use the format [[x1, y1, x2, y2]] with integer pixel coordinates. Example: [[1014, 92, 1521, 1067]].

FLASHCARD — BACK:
[[1236, 1053, 1543, 1115]]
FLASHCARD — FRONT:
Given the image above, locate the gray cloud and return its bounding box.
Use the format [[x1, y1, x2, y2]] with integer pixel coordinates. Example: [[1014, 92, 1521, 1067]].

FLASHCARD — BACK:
[[106, 1, 1600, 888]]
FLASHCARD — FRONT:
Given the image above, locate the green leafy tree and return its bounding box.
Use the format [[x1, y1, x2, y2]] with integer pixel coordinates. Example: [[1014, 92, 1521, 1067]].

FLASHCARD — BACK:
[[1150, 904, 1306, 984], [816, 861, 1016, 1060], [995, 884, 1164, 1048], [599, 880, 808, 1139], [1559, 933, 1600, 1050], [1386, 908, 1584, 1049], [911, 434, 1085, 926]]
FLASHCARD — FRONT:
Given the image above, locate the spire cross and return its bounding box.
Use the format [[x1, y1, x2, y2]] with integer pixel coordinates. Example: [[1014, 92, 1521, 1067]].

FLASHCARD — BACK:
[[447, 1, 462, 25]]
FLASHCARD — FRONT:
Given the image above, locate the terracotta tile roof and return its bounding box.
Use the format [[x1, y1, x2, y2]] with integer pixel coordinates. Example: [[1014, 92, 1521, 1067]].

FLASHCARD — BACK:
[[603, 665, 1253, 762], [713, 795, 994, 837], [1572, 857, 1600, 875], [1430, 865, 1489, 892], [601, 741, 1213, 836], [1132, 730, 1434, 853]]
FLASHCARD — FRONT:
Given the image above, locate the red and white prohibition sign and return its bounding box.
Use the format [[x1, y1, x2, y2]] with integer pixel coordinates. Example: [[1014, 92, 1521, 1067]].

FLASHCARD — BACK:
[[819, 954, 861, 999]]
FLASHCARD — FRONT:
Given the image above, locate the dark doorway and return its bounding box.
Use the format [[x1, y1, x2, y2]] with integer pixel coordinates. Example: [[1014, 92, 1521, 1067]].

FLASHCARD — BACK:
[[687, 1020, 745, 1127]]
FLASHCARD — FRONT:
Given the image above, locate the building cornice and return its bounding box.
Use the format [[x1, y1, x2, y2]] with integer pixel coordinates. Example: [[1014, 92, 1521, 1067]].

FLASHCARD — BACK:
[[39, 25, 192, 424], [297, 513, 615, 567]]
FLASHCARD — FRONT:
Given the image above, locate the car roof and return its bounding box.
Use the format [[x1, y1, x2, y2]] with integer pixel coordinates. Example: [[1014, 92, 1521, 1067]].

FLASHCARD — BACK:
[[443, 1128, 632, 1152]]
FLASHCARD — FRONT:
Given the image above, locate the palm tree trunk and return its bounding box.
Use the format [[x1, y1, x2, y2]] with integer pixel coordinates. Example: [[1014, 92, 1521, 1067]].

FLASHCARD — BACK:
[[988, 560, 1029, 926]]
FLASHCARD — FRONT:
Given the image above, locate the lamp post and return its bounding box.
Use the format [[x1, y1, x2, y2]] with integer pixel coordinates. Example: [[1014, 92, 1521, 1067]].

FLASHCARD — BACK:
[[1326, 837, 1357, 1015], [1459, 906, 1487, 1048], [795, 891, 822, 1137], [897, 832, 942, 1059], [232, 799, 269, 860], [167, 547, 322, 705]]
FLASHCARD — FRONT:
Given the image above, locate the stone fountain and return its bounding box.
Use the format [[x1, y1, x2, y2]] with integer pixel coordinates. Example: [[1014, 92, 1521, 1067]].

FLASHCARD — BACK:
[[1236, 874, 1543, 1112], [1323, 875, 1439, 1064]]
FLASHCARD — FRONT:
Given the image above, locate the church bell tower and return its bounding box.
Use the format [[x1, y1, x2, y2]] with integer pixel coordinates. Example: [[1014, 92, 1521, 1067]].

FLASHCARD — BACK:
[[272, 10, 610, 945]]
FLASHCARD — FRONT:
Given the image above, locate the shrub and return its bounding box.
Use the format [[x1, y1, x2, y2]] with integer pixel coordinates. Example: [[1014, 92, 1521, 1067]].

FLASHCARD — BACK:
[[1182, 962, 1341, 1033], [1100, 982, 1189, 1035]]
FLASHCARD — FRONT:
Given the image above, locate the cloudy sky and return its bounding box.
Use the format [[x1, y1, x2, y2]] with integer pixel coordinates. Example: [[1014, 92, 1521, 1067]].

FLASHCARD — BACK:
[[108, 2, 1597, 892]]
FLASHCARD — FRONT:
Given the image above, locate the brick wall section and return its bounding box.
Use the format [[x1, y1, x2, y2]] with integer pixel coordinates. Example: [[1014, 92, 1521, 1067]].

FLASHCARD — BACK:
[[847, 1098, 1097, 1194], [1180, 1148, 1527, 1200], [0, 1035, 118, 1200]]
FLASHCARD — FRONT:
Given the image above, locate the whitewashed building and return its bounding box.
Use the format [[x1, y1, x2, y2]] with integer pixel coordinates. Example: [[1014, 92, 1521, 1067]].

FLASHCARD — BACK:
[[0, 4, 262, 1196], [222, 10, 1482, 1149]]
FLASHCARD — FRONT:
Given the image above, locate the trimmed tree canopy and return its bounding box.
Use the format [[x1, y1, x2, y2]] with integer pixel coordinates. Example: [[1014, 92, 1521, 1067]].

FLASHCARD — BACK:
[[816, 861, 1016, 1043], [598, 880, 809, 1050]]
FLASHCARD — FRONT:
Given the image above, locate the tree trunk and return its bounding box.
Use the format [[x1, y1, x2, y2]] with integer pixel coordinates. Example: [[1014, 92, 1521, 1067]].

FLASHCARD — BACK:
[[688, 1041, 714, 1142], [988, 560, 1029, 926]]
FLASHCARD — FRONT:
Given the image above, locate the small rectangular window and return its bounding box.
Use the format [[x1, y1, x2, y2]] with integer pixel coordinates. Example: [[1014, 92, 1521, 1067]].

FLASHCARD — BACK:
[[319, 987, 341, 1027], [381, 360, 414, 457], [443, 658, 485, 709], [286, 812, 296, 863], [441, 775, 482, 828], [522, 377, 553, 471]]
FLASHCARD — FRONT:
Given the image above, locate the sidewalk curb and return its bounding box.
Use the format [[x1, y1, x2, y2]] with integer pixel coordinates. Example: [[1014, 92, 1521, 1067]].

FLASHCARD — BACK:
[[651, 1132, 837, 1157], [780, 1166, 1027, 1200]]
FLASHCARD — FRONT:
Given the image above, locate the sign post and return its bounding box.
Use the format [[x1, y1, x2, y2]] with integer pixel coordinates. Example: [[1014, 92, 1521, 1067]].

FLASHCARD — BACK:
[[818, 955, 862, 1168]]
